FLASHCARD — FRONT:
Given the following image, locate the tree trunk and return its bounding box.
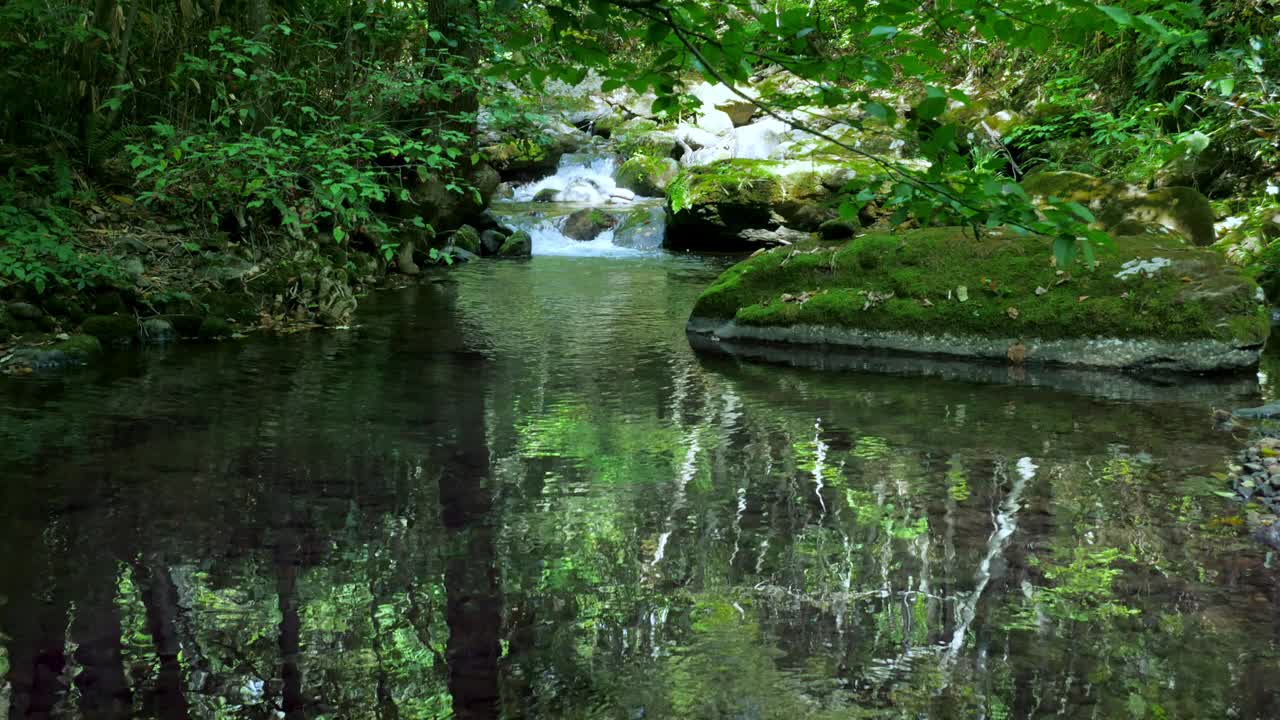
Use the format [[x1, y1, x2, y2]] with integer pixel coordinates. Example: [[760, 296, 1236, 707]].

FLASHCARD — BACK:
[[132, 558, 190, 720]]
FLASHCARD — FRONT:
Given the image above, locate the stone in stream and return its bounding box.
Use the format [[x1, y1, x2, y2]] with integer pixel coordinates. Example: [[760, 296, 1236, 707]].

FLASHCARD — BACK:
[[533, 188, 559, 203], [498, 230, 532, 258], [140, 318, 177, 344], [664, 158, 885, 252], [562, 209, 619, 242], [613, 206, 666, 251], [6, 301, 43, 321], [451, 225, 482, 254], [614, 156, 680, 196], [480, 229, 508, 256], [686, 228, 1269, 374], [1233, 403, 1280, 419]]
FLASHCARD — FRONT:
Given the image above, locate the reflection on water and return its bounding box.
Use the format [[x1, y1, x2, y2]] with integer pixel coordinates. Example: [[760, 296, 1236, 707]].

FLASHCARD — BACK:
[[2, 256, 1279, 719]]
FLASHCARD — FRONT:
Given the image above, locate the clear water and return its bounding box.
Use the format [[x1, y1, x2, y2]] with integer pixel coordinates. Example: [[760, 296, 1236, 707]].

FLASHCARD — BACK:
[[2, 254, 1278, 719]]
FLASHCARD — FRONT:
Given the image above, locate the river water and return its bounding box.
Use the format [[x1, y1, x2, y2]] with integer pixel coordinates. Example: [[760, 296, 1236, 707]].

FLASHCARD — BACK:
[[2, 248, 1279, 719]]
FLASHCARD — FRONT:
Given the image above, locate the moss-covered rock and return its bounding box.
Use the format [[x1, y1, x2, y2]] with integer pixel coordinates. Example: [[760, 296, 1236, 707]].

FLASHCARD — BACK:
[[498, 230, 533, 258], [614, 156, 680, 196], [198, 317, 232, 340], [452, 225, 482, 254], [665, 159, 886, 251], [1022, 171, 1217, 247], [81, 314, 138, 346], [562, 208, 618, 241], [533, 188, 559, 203], [51, 334, 102, 360], [688, 227, 1268, 373]]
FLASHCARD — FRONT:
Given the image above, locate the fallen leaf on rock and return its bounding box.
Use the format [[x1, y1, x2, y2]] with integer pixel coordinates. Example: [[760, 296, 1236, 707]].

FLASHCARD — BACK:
[[921, 298, 934, 307], [1035, 286, 1048, 296], [956, 286, 969, 302], [1181, 276, 1194, 283], [1006, 307, 1020, 319], [1077, 295, 1090, 302]]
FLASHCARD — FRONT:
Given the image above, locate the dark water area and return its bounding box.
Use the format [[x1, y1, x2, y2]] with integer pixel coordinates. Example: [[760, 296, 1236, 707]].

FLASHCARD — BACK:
[[3, 254, 1280, 719]]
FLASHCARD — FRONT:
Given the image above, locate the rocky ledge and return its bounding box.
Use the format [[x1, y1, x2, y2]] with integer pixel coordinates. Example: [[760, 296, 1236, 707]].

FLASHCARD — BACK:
[[687, 227, 1269, 374]]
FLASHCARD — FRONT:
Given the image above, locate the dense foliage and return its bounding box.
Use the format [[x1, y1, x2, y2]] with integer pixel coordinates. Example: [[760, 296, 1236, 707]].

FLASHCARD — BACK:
[[0, 0, 1276, 303]]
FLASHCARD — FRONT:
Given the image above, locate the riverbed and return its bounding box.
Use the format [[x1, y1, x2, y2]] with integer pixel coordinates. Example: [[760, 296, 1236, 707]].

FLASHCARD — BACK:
[[2, 247, 1278, 719]]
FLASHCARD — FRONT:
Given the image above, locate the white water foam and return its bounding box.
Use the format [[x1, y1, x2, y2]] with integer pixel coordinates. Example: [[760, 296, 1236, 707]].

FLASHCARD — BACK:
[[511, 153, 631, 205]]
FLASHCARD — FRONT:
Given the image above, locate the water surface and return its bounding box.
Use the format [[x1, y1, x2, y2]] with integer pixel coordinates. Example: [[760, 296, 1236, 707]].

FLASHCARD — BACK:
[[2, 254, 1278, 719]]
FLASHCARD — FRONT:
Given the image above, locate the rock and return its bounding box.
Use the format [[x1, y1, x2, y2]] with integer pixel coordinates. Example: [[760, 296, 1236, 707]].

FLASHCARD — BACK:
[[397, 236, 420, 276], [81, 314, 137, 346], [140, 318, 177, 344], [819, 217, 861, 240], [494, 182, 516, 200], [449, 247, 480, 262], [533, 188, 559, 203], [6, 301, 43, 321], [452, 225, 482, 254], [686, 228, 1268, 373], [121, 256, 146, 279], [717, 100, 757, 128], [198, 317, 232, 340], [92, 291, 129, 315], [53, 334, 102, 360], [1021, 171, 1217, 246], [738, 227, 815, 246], [562, 209, 619, 242], [614, 206, 667, 251], [609, 188, 637, 203], [498, 230, 533, 258], [614, 156, 680, 196], [480, 229, 508, 256], [665, 159, 880, 251]]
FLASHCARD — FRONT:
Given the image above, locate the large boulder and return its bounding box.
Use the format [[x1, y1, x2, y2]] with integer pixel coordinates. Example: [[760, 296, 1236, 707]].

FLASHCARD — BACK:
[[614, 156, 680, 196], [562, 209, 618, 242], [687, 228, 1268, 373], [498, 230, 533, 258], [1021, 171, 1217, 247]]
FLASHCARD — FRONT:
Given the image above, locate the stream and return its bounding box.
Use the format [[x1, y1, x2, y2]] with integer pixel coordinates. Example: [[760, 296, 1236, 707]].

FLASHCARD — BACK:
[[3, 179, 1280, 718]]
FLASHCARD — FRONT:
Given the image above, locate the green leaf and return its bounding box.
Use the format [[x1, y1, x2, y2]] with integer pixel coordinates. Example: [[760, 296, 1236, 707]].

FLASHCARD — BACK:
[[1064, 202, 1095, 223], [869, 26, 899, 39], [333, 226, 347, 243], [1053, 236, 1077, 268], [1096, 5, 1133, 27], [1181, 130, 1210, 154]]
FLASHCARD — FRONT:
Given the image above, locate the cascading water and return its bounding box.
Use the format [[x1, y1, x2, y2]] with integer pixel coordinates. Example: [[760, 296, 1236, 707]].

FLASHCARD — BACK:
[[494, 153, 667, 257]]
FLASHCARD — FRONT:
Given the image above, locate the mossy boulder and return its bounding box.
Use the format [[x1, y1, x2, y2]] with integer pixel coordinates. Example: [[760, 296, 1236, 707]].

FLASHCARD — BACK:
[[81, 314, 138, 346], [614, 156, 680, 196], [533, 188, 559, 203], [452, 224, 482, 254], [1022, 171, 1217, 247], [498, 230, 533, 258], [562, 208, 619, 241], [665, 159, 886, 251], [688, 227, 1268, 373], [198, 317, 232, 340], [52, 334, 102, 360]]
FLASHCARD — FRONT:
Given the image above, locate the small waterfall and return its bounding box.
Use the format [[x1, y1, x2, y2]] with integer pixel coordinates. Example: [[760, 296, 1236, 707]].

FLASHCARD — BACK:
[[494, 152, 667, 257], [511, 153, 630, 204]]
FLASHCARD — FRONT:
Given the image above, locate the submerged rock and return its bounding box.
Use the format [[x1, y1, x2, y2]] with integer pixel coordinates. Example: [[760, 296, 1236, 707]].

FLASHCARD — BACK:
[[687, 228, 1268, 373], [614, 206, 667, 250], [562, 209, 619, 242], [1021, 171, 1217, 247]]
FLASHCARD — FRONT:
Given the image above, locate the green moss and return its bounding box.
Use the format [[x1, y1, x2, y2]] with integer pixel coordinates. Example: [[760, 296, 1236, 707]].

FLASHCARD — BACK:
[[692, 227, 1267, 345], [50, 334, 102, 359], [81, 314, 137, 345], [452, 224, 482, 254], [615, 155, 679, 196], [198, 317, 232, 339]]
